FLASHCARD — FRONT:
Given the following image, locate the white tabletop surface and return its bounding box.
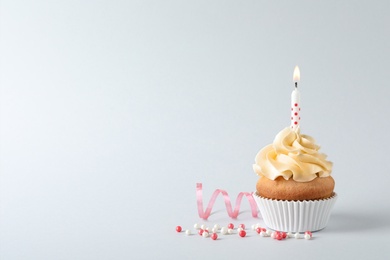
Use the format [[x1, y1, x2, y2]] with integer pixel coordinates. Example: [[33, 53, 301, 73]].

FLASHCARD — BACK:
[[1, 0, 390, 259]]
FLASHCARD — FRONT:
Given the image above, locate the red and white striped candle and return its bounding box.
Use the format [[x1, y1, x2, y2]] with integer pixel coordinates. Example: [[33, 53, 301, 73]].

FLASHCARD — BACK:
[[291, 66, 301, 130]]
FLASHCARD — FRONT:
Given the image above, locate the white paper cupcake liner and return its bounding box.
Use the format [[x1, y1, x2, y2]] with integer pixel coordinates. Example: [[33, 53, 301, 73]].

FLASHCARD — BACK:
[[253, 193, 337, 233]]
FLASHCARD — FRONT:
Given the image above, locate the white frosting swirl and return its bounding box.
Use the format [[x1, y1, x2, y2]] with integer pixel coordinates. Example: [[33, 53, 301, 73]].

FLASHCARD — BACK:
[[253, 127, 333, 182]]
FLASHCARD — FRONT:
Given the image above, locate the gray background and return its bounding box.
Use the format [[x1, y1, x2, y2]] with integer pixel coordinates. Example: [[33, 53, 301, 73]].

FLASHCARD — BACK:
[[1, 0, 390, 259]]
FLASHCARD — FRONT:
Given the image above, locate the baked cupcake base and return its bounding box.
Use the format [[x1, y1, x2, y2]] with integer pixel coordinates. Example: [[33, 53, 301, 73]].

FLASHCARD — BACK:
[[253, 192, 337, 232], [256, 176, 335, 201]]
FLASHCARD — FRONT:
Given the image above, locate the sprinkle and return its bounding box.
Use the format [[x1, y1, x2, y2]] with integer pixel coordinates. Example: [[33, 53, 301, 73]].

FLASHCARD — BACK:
[[238, 230, 246, 237], [220, 227, 228, 235]]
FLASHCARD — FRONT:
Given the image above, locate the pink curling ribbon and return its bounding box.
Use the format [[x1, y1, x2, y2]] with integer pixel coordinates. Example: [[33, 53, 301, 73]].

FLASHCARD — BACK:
[[196, 183, 259, 220]]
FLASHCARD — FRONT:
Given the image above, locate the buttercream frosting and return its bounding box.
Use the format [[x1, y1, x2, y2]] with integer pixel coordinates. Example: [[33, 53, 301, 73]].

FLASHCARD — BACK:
[[253, 127, 333, 182]]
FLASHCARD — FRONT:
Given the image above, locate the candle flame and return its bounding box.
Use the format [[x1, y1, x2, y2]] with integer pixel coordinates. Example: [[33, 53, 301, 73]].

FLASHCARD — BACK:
[[293, 66, 300, 82]]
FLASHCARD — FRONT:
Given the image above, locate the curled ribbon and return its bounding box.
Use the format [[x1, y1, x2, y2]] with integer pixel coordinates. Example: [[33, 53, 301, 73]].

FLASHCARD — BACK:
[[196, 183, 259, 220]]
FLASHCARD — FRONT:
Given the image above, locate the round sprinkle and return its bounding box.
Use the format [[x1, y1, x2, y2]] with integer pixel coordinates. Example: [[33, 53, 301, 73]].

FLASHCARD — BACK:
[[294, 233, 301, 239], [202, 231, 209, 238], [256, 227, 261, 234], [185, 229, 191, 236], [211, 233, 218, 240], [239, 230, 246, 237], [220, 227, 228, 235], [211, 227, 218, 233], [227, 228, 233, 234], [176, 226, 182, 232], [194, 223, 200, 229], [199, 229, 204, 236], [200, 224, 206, 230], [213, 224, 220, 230], [227, 223, 234, 229], [304, 234, 311, 240], [238, 224, 245, 230]]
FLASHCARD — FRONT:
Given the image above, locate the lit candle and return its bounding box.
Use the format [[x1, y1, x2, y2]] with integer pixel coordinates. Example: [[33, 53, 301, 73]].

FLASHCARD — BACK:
[[291, 66, 301, 130]]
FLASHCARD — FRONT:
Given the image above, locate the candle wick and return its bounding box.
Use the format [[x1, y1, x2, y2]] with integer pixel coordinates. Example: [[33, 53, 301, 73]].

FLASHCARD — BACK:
[[295, 82, 298, 88]]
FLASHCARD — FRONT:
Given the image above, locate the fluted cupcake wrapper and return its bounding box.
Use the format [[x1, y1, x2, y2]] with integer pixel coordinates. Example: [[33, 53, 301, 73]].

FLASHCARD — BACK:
[[253, 193, 337, 233]]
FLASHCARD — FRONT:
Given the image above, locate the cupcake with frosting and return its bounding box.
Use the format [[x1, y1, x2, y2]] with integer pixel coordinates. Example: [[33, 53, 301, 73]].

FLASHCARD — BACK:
[[253, 126, 337, 232]]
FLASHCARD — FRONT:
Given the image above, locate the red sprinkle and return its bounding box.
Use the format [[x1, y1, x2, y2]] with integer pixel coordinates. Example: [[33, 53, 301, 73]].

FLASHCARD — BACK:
[[176, 226, 182, 232], [211, 233, 218, 240], [275, 232, 283, 240], [199, 229, 204, 236], [282, 232, 287, 238], [255, 227, 261, 234], [228, 223, 234, 229], [238, 224, 245, 229], [239, 230, 246, 237], [305, 231, 312, 237]]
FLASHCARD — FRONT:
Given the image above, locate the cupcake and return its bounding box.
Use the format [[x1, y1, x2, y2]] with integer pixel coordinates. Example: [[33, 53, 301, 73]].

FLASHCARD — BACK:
[[252, 127, 337, 232]]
